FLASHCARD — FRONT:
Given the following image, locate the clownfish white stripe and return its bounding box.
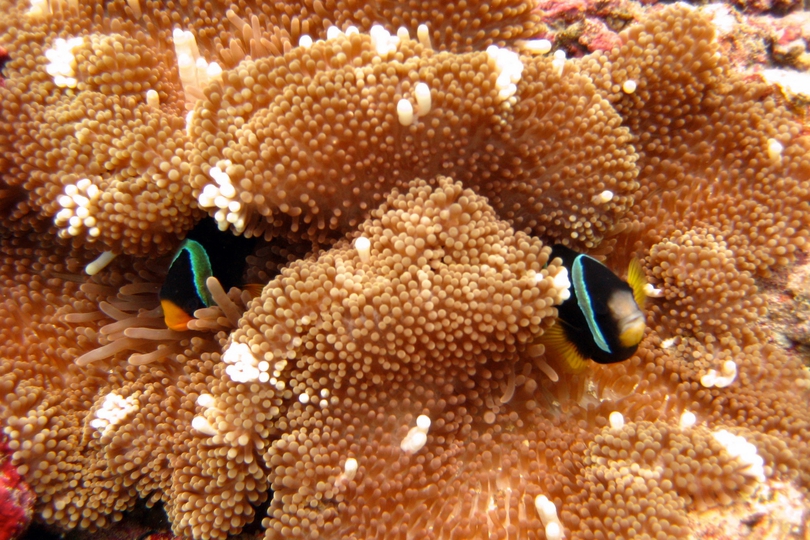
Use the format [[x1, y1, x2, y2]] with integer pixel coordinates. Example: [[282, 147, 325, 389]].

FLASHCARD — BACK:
[[572, 255, 612, 354]]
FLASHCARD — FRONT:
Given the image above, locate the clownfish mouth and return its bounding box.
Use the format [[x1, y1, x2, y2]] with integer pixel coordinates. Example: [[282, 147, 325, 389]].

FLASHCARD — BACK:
[[609, 289, 646, 348], [617, 310, 646, 348]]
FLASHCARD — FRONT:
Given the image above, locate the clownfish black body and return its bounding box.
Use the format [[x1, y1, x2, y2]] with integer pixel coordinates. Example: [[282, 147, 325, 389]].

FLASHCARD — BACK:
[[159, 218, 258, 331], [539, 245, 648, 371]]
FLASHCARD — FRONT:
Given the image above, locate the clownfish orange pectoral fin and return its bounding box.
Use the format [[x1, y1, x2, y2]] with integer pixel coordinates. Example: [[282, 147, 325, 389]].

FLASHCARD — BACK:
[[627, 257, 648, 308], [243, 283, 265, 299], [535, 320, 590, 373], [161, 299, 194, 331]]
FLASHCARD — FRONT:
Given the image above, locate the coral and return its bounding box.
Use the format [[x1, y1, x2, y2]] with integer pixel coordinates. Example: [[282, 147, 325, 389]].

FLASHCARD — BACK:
[[646, 230, 764, 347], [1, 1, 810, 540], [764, 254, 810, 353], [582, 4, 810, 275], [536, 0, 639, 55], [0, 438, 34, 540], [0, 11, 197, 257], [0, 227, 263, 531], [188, 28, 637, 248], [0, 229, 133, 530], [564, 419, 759, 537], [688, 480, 808, 540], [175, 176, 568, 538]]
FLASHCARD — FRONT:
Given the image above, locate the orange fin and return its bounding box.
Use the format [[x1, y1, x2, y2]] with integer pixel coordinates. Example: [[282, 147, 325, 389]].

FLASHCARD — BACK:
[[161, 299, 194, 331], [536, 321, 589, 373], [243, 283, 265, 298], [627, 257, 648, 308]]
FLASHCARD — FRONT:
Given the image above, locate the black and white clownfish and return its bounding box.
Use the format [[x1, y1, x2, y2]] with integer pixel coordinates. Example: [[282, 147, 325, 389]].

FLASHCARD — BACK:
[[539, 245, 648, 372], [159, 218, 258, 331]]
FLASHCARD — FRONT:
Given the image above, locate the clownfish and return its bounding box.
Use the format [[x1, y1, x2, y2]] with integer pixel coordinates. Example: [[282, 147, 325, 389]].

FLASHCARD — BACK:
[[159, 218, 258, 331], [539, 245, 648, 371]]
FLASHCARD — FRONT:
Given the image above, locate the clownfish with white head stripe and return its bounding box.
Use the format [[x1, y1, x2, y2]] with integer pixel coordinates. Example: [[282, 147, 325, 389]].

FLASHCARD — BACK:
[[159, 218, 261, 331], [538, 245, 648, 371]]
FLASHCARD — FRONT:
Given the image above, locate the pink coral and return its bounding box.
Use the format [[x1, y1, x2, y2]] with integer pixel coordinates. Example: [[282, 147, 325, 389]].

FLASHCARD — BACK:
[[0, 438, 33, 540]]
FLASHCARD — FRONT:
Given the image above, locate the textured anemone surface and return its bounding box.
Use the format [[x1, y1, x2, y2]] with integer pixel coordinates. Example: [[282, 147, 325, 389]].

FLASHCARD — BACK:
[[1, 1, 810, 540], [188, 31, 637, 247], [170, 175, 569, 538]]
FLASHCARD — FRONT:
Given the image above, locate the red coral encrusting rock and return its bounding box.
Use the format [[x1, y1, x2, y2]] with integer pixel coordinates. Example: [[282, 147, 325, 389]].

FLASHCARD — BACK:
[[0, 437, 34, 540]]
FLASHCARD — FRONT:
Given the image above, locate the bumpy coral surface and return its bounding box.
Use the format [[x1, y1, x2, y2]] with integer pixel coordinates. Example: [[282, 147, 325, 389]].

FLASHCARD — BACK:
[[0, 438, 33, 540], [188, 31, 636, 247], [1, 1, 810, 539]]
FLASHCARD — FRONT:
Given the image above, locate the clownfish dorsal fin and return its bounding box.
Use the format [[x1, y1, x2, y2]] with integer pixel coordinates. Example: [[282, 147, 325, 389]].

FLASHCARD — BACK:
[[535, 320, 589, 373], [243, 283, 265, 299], [626, 257, 648, 308], [161, 299, 195, 331]]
